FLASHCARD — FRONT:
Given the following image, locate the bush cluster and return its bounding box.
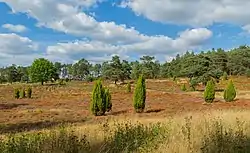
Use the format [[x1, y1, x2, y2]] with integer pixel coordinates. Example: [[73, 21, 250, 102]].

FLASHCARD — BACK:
[[203, 79, 237, 103], [14, 87, 32, 99]]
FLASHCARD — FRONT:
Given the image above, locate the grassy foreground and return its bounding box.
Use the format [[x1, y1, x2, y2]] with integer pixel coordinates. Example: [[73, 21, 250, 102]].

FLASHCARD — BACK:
[[1, 110, 250, 153]]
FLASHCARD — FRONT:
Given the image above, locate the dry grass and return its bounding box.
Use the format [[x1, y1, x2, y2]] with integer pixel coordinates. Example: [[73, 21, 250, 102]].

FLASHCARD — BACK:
[[1, 77, 250, 133], [1, 77, 250, 152], [1, 110, 250, 152]]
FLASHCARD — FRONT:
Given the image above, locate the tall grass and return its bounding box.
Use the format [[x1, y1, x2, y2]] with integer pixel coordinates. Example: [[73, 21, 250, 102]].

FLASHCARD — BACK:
[[1, 111, 250, 153]]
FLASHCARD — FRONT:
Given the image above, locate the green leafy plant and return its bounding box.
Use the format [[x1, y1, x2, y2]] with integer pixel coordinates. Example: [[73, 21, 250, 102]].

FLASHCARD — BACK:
[[133, 75, 146, 113], [29, 58, 56, 85], [90, 79, 106, 116], [126, 82, 131, 93], [204, 80, 215, 103], [224, 80, 236, 102], [14, 88, 20, 99]]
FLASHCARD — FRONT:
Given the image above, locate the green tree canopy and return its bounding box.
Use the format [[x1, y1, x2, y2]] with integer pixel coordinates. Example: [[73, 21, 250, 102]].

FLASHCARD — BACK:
[[29, 58, 56, 85]]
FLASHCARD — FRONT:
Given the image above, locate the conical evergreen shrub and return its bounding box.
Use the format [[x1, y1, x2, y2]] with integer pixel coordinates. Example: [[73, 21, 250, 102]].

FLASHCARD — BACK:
[[181, 84, 187, 91], [104, 88, 112, 112], [20, 88, 26, 99], [133, 75, 146, 113], [126, 82, 131, 93], [90, 80, 106, 116], [14, 89, 20, 99], [224, 80, 236, 102], [27, 87, 32, 99], [204, 80, 215, 103]]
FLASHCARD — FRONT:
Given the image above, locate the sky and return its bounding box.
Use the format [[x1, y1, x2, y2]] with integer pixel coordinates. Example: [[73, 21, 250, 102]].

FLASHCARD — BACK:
[[1, 0, 250, 66]]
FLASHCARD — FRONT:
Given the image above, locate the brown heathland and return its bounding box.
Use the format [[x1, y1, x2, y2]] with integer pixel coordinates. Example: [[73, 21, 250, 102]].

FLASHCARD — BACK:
[[1, 76, 250, 133]]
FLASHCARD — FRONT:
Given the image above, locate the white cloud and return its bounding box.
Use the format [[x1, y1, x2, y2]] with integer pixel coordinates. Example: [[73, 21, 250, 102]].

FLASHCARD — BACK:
[[47, 40, 125, 57], [121, 0, 250, 28], [3, 0, 147, 44], [124, 28, 212, 55], [47, 28, 212, 60], [0, 33, 38, 55], [2, 24, 27, 33], [0, 33, 39, 66], [1, 1, 213, 65]]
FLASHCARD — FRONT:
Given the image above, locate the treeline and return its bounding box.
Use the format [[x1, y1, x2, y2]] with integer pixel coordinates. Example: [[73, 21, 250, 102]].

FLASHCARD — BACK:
[[1, 45, 250, 85]]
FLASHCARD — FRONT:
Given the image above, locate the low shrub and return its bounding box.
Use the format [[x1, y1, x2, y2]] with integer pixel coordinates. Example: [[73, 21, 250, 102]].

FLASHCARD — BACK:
[[20, 88, 26, 98], [126, 82, 131, 93], [27, 87, 32, 99], [101, 121, 168, 153], [0, 127, 91, 153], [14, 88, 20, 99], [204, 80, 215, 103], [133, 75, 146, 113], [181, 84, 187, 91], [90, 80, 106, 116], [86, 75, 94, 82], [224, 80, 236, 102], [65, 78, 70, 82], [104, 88, 112, 112]]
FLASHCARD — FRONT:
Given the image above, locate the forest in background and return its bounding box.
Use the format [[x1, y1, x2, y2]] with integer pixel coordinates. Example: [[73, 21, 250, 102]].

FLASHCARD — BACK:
[[1, 45, 250, 86]]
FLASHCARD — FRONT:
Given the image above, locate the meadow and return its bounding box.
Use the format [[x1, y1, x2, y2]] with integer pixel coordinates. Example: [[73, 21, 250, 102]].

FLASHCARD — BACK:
[[1, 76, 250, 152]]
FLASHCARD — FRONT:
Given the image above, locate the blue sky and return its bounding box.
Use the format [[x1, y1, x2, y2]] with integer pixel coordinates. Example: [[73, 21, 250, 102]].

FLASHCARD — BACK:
[[1, 0, 250, 66]]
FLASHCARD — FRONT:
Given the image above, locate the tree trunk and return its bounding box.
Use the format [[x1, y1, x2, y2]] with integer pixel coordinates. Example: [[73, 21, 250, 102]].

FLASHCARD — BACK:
[[41, 81, 44, 85]]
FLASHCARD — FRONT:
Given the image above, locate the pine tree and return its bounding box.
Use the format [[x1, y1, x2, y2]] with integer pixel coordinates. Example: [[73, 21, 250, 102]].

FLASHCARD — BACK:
[[90, 80, 106, 116], [224, 80, 236, 102], [126, 82, 131, 93], [104, 88, 112, 112], [27, 87, 32, 99], [133, 75, 146, 113], [204, 80, 215, 103]]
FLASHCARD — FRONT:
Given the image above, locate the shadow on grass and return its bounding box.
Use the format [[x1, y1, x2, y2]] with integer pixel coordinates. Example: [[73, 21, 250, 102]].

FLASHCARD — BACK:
[[201, 135, 250, 153], [100, 122, 166, 153], [200, 119, 250, 153], [146, 109, 164, 113], [0, 119, 88, 134], [110, 110, 128, 116], [0, 103, 28, 110], [196, 89, 224, 92]]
